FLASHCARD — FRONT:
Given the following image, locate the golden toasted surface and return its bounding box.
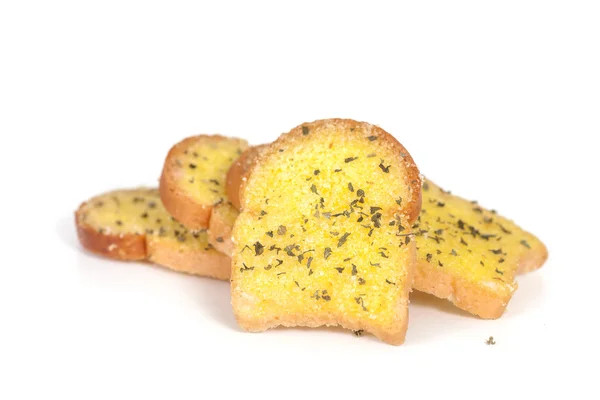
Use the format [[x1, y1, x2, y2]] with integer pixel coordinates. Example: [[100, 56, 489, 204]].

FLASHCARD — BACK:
[[412, 179, 548, 318], [77, 188, 207, 243], [160, 135, 248, 229], [231, 119, 421, 345], [227, 146, 548, 318], [75, 188, 231, 279]]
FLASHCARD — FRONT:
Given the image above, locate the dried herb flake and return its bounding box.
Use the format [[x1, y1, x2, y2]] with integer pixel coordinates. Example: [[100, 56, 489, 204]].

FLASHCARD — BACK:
[[253, 241, 264, 256], [337, 232, 350, 247], [378, 160, 391, 173]]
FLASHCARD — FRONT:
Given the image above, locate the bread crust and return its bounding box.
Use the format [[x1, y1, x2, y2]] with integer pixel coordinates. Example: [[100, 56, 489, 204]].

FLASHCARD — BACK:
[[160, 171, 212, 230], [226, 145, 267, 210], [517, 242, 548, 274], [75, 206, 147, 260], [211, 144, 265, 257], [412, 260, 515, 319], [75, 191, 231, 280], [159, 135, 240, 230], [147, 237, 231, 280], [207, 204, 235, 256], [231, 119, 421, 345], [412, 238, 546, 319], [234, 306, 410, 345]]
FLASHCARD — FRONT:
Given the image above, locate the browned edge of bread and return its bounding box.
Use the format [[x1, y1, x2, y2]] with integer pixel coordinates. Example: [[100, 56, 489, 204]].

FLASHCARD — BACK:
[[75, 205, 146, 260], [159, 135, 233, 230], [517, 245, 549, 274], [146, 236, 231, 280], [226, 144, 268, 210], [413, 260, 515, 319], [207, 202, 236, 256]]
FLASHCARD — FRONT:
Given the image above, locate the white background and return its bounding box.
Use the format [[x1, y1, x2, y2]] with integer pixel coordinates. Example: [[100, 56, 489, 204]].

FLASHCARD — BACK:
[[1, 1, 599, 398]]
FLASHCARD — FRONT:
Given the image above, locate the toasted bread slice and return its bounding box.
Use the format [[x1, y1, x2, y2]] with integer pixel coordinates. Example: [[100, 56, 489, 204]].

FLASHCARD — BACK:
[[75, 188, 231, 280], [412, 180, 548, 318], [159, 135, 248, 230], [231, 119, 421, 345], [227, 147, 548, 318]]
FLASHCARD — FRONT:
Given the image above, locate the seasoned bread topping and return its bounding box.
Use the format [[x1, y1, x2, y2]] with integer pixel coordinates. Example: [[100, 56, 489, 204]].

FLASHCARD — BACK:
[[160, 135, 249, 229], [231, 119, 421, 344], [78, 188, 214, 250], [172, 137, 248, 205], [228, 146, 547, 318], [414, 179, 547, 305]]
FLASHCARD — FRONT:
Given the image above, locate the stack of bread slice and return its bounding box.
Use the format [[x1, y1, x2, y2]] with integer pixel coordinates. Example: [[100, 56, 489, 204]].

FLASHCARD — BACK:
[[75, 134, 247, 280], [76, 119, 547, 344]]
